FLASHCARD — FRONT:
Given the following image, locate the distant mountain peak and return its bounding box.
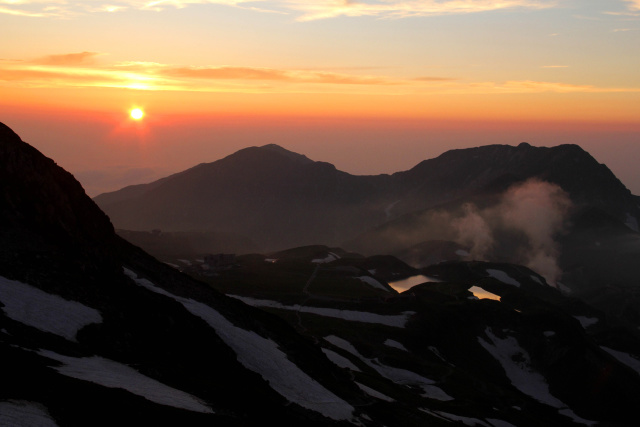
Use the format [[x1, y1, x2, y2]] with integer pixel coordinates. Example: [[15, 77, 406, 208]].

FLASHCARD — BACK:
[[257, 143, 314, 164]]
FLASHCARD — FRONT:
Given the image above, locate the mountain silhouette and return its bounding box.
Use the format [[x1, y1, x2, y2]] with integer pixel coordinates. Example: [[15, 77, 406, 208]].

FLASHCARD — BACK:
[[95, 141, 639, 252]]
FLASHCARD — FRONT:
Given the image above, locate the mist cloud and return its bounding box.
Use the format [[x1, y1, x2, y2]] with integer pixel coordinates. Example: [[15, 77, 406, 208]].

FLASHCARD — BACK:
[[448, 179, 572, 286]]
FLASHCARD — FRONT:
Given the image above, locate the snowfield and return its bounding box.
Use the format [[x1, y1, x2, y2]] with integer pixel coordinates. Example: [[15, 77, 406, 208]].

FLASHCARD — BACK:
[[125, 268, 355, 421], [601, 346, 640, 376], [574, 316, 599, 329], [0, 276, 102, 342], [357, 276, 389, 292], [478, 328, 595, 425], [228, 295, 414, 328], [38, 349, 213, 413], [324, 335, 453, 401], [0, 400, 59, 427], [356, 382, 394, 402], [384, 339, 408, 352], [321, 348, 361, 372]]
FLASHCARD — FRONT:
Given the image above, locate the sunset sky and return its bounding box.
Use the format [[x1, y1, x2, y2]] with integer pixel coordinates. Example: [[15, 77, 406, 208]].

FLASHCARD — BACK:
[[1, 0, 639, 196]]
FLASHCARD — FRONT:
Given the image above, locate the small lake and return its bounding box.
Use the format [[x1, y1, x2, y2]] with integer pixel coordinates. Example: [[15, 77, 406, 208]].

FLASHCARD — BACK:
[[468, 286, 501, 301], [388, 275, 441, 293]]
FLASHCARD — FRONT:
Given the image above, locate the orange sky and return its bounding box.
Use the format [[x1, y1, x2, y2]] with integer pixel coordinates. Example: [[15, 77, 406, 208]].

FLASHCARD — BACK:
[[1, 0, 639, 195]]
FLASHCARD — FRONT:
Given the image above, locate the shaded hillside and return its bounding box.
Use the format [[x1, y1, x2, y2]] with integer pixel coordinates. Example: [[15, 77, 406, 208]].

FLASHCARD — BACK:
[[95, 144, 392, 251], [391, 143, 638, 222], [95, 142, 639, 252]]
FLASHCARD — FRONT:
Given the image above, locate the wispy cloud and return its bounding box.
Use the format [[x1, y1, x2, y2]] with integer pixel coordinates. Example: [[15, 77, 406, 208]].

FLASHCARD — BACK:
[[283, 0, 555, 21], [33, 51, 103, 66], [0, 53, 404, 91], [412, 76, 458, 81], [604, 0, 640, 16], [489, 80, 640, 94], [2, 53, 639, 95], [0, 0, 558, 20]]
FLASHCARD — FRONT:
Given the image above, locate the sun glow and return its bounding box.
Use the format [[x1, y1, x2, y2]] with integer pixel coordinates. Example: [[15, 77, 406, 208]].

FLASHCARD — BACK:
[[130, 108, 144, 120]]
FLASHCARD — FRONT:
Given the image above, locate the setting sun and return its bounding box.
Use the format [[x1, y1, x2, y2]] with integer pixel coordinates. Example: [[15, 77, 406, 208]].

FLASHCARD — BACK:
[[130, 108, 144, 120]]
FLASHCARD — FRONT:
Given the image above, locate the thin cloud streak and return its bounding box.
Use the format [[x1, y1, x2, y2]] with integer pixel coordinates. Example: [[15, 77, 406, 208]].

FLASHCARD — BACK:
[[33, 52, 103, 66], [285, 0, 555, 21], [0, 0, 560, 19], [1, 54, 639, 95]]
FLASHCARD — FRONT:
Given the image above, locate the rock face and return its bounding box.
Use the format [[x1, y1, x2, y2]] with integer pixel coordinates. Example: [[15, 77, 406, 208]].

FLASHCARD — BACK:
[[94, 141, 639, 252]]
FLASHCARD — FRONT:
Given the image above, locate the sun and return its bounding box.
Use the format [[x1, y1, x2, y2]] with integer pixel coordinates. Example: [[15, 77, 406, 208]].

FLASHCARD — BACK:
[[130, 108, 144, 120]]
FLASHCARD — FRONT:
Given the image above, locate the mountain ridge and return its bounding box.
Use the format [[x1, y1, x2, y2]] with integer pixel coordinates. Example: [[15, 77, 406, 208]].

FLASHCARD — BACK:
[[94, 141, 640, 252]]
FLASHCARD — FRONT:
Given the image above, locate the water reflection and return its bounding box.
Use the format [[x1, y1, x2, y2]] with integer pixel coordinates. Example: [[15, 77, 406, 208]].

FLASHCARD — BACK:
[[468, 286, 500, 301], [388, 275, 441, 293]]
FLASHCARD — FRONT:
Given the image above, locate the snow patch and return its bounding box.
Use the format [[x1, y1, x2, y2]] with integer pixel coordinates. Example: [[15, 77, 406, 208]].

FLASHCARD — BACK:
[[177, 259, 192, 266], [478, 328, 563, 408], [357, 276, 389, 292], [625, 213, 639, 232], [557, 409, 597, 426], [356, 382, 395, 402], [164, 262, 180, 269], [0, 276, 102, 342], [478, 328, 595, 425], [312, 252, 340, 264], [383, 339, 408, 352], [39, 349, 213, 413], [574, 316, 599, 329], [421, 408, 491, 426], [486, 419, 518, 427], [486, 270, 520, 287], [325, 335, 453, 401], [543, 331, 556, 338], [229, 295, 414, 328], [601, 346, 640, 376], [321, 348, 361, 372], [264, 258, 278, 263], [428, 346, 453, 365], [0, 400, 59, 427], [126, 268, 354, 421]]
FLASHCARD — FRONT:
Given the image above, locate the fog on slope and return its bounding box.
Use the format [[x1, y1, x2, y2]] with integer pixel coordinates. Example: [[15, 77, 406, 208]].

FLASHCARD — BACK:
[[379, 179, 572, 286]]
